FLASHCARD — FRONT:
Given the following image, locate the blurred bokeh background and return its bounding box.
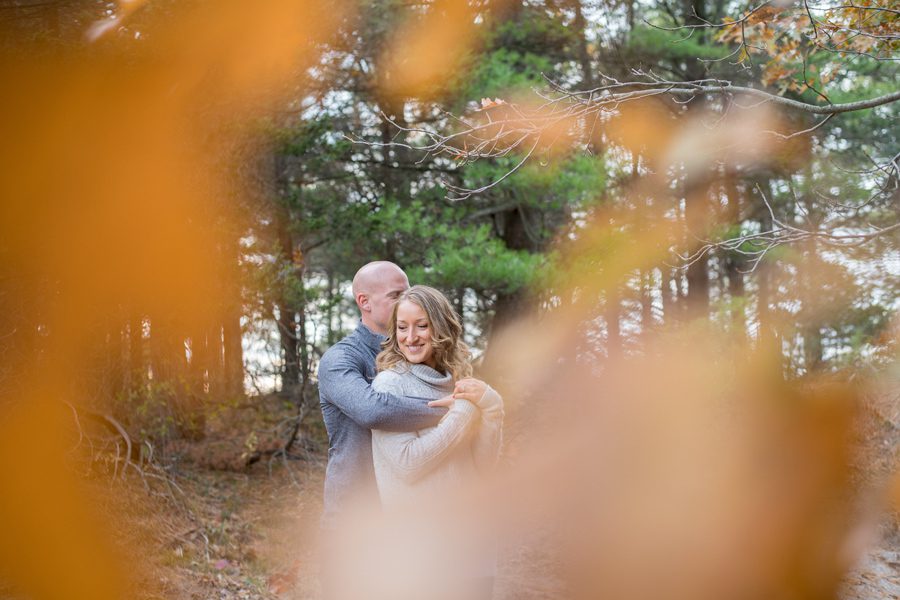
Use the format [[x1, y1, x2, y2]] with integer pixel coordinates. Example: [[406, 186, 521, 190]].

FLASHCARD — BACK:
[[0, 0, 897, 598]]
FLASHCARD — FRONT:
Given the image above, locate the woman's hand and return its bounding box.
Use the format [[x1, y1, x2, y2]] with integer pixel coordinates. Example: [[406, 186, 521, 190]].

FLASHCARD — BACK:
[[452, 378, 488, 403], [426, 394, 454, 408]]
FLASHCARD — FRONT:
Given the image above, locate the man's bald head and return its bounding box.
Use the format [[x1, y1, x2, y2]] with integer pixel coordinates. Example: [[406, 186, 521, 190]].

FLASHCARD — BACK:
[[352, 261, 409, 335], [352, 261, 406, 297]]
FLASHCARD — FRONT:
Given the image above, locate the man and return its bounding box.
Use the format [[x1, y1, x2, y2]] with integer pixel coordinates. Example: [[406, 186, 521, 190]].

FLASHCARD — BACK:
[[316, 261, 447, 529]]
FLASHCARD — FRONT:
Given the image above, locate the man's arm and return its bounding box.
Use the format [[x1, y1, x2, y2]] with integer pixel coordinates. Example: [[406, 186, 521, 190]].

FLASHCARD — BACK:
[[317, 348, 445, 432], [372, 372, 479, 482]]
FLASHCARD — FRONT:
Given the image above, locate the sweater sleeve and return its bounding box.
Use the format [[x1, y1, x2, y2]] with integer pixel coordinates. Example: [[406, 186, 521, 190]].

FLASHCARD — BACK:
[[470, 386, 504, 472], [373, 373, 480, 483], [317, 346, 444, 432]]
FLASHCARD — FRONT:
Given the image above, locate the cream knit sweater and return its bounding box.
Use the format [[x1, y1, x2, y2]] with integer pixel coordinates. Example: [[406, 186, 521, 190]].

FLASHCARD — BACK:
[[371, 363, 503, 507]]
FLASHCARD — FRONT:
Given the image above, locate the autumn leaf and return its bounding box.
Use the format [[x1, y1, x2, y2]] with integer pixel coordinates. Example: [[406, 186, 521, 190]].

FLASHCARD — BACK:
[[479, 97, 506, 110]]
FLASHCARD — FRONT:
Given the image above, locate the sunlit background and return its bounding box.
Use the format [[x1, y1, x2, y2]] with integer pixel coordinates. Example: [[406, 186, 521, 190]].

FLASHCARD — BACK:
[[0, 0, 897, 598]]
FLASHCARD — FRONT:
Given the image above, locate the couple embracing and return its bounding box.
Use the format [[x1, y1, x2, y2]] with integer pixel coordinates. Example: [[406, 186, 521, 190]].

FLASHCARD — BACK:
[[317, 261, 503, 600]]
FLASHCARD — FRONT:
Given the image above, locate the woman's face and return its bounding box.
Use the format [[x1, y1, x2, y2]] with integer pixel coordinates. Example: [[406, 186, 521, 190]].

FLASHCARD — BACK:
[[395, 300, 436, 368]]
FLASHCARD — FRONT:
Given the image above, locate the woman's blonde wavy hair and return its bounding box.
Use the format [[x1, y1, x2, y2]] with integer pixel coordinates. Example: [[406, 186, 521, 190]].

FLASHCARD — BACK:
[[376, 285, 472, 381]]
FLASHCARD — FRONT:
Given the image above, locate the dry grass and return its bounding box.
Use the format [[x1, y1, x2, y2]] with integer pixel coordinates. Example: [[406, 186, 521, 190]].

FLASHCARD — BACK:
[[4, 384, 893, 600], [841, 390, 900, 600]]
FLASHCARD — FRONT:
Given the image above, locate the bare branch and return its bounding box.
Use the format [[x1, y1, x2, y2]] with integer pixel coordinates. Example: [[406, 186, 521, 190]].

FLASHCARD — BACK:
[[765, 113, 835, 139]]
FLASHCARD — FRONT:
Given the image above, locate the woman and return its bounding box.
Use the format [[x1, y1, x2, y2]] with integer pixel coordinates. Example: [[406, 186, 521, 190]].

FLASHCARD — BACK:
[[371, 285, 503, 600]]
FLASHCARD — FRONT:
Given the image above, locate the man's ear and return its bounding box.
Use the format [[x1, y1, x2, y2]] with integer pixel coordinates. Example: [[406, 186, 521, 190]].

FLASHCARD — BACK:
[[356, 293, 370, 313]]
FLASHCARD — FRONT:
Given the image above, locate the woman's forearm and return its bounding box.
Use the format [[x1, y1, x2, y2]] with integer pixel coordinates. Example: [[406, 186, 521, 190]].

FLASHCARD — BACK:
[[374, 399, 479, 483]]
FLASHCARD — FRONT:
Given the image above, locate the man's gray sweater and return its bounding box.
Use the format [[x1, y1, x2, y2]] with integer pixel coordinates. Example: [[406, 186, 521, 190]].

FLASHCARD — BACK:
[[317, 322, 444, 528]]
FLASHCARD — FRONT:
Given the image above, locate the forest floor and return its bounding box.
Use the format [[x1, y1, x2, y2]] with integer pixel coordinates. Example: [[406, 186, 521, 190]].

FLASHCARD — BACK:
[[3, 391, 896, 600], [74, 397, 565, 600], [82, 395, 565, 600], [841, 385, 900, 600]]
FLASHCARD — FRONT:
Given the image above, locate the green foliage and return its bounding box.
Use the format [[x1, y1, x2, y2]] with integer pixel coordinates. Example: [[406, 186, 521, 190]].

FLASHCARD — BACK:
[[824, 303, 894, 370], [486, 8, 575, 61], [464, 153, 607, 212], [266, 2, 612, 344], [118, 379, 206, 447], [406, 222, 545, 293], [455, 6, 577, 107], [462, 48, 554, 102], [626, 25, 731, 62], [261, 0, 896, 379]]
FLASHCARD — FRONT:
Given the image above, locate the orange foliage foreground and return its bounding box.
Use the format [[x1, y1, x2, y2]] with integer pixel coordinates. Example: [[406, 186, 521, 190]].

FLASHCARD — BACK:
[[0, 2, 896, 600], [0, 2, 346, 598]]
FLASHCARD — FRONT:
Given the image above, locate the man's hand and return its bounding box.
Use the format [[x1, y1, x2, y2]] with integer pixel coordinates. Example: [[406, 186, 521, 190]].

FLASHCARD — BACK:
[[452, 378, 488, 403], [427, 394, 455, 408]]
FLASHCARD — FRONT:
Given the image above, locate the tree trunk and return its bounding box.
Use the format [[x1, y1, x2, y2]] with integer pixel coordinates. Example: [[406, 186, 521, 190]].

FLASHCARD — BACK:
[[189, 321, 209, 396], [482, 205, 536, 372], [221, 238, 244, 398], [721, 177, 744, 339], [801, 187, 824, 373], [276, 205, 300, 391], [107, 317, 125, 401], [605, 289, 622, 360], [128, 312, 144, 392], [326, 269, 337, 346], [660, 265, 674, 326], [379, 97, 410, 203], [684, 185, 711, 320], [641, 270, 654, 335], [725, 254, 745, 338], [222, 314, 242, 397], [680, 0, 712, 320], [207, 321, 224, 397], [753, 178, 781, 372], [571, 0, 595, 90], [296, 265, 310, 385], [454, 287, 466, 338]]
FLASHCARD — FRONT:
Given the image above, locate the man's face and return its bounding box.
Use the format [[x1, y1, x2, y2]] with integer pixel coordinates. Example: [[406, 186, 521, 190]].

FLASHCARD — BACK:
[[366, 270, 409, 334]]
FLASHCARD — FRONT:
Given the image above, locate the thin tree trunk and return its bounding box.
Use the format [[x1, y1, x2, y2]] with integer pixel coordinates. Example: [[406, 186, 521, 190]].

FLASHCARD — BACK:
[[754, 178, 780, 371], [641, 270, 654, 335], [571, 0, 595, 90], [660, 266, 674, 326], [279, 308, 299, 390], [296, 262, 309, 385], [107, 317, 125, 400], [725, 255, 745, 337], [482, 205, 536, 372], [128, 312, 143, 392], [605, 290, 622, 360], [723, 178, 746, 340], [221, 239, 243, 398], [207, 321, 224, 397], [454, 287, 466, 337], [189, 321, 209, 396], [222, 313, 242, 397], [801, 185, 824, 373], [326, 270, 337, 346], [681, 0, 711, 320]]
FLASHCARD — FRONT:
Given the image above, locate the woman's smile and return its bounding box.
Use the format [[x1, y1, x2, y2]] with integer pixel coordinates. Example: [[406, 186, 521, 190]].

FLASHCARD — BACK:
[[395, 300, 436, 368]]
